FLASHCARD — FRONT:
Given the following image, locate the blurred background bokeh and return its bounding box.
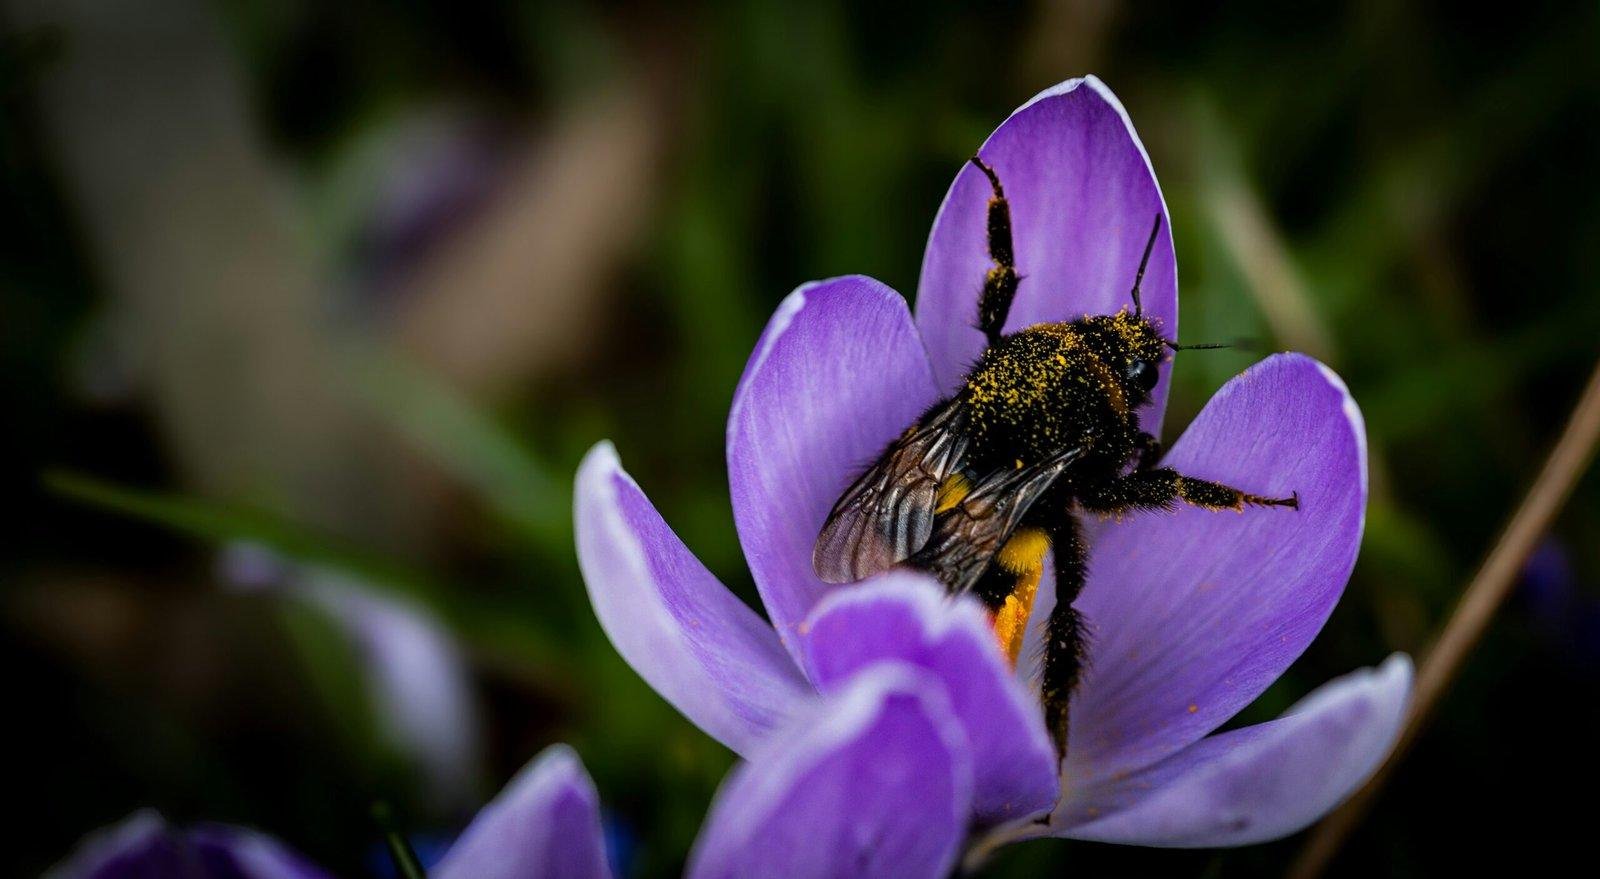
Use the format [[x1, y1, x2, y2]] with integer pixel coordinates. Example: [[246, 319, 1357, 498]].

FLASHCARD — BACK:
[[5, 1, 1598, 876]]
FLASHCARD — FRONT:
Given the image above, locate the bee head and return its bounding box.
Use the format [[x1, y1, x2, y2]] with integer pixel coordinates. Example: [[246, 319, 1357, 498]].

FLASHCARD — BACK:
[[1120, 212, 1229, 396], [1111, 213, 1170, 396], [1096, 310, 1169, 399]]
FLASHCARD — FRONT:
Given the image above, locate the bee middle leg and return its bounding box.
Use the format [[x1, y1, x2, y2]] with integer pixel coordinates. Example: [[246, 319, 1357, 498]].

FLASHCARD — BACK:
[[969, 156, 1020, 346], [1078, 467, 1299, 514]]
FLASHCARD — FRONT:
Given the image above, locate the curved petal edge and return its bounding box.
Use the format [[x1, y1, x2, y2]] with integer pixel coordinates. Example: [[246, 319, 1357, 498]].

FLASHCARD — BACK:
[[916, 75, 1178, 435], [687, 664, 974, 879], [799, 571, 1058, 824], [727, 276, 940, 664], [1058, 653, 1412, 847], [1068, 353, 1369, 781], [46, 811, 332, 879], [434, 743, 613, 879], [575, 442, 810, 756]]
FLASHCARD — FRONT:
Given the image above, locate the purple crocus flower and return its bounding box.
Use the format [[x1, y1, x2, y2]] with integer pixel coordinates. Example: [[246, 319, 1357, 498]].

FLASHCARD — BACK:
[[575, 75, 1412, 855], [47, 745, 611, 879], [45, 810, 334, 879]]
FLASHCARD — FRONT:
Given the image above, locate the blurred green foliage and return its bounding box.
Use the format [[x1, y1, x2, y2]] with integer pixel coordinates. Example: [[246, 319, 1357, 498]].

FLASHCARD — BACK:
[[5, 1, 1600, 876]]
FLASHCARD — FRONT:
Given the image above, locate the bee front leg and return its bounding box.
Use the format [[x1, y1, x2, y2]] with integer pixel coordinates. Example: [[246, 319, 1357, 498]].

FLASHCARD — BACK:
[[1079, 468, 1299, 515], [1132, 431, 1164, 471], [970, 157, 1020, 347]]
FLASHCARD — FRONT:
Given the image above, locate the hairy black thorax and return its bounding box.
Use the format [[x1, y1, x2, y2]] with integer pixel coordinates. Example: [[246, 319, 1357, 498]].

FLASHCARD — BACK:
[[961, 310, 1166, 475]]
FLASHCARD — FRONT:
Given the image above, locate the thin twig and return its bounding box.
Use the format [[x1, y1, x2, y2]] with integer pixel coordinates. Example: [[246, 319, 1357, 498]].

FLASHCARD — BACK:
[[1289, 356, 1600, 879]]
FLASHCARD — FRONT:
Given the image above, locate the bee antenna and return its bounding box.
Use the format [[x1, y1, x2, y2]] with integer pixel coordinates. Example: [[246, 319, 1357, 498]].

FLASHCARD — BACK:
[[1164, 340, 1232, 351], [1131, 213, 1162, 317]]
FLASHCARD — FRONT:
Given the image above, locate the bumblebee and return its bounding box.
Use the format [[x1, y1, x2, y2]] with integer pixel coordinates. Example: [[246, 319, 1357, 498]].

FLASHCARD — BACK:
[[813, 158, 1298, 760]]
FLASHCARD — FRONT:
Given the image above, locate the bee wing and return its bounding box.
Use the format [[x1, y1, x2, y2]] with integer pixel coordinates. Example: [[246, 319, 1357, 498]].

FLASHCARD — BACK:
[[812, 399, 971, 584], [909, 445, 1083, 595]]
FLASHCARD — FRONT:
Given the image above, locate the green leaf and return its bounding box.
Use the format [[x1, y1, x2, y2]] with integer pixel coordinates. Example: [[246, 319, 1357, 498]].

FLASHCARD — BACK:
[[352, 349, 569, 547], [42, 470, 443, 605]]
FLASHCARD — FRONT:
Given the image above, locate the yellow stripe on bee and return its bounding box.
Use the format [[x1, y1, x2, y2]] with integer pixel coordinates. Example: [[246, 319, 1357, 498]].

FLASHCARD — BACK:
[[997, 527, 1050, 574], [992, 527, 1050, 666], [934, 473, 971, 514]]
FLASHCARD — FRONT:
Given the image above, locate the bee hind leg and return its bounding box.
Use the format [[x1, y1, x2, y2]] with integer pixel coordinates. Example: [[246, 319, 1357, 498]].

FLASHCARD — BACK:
[[969, 156, 1020, 347], [1041, 516, 1089, 762]]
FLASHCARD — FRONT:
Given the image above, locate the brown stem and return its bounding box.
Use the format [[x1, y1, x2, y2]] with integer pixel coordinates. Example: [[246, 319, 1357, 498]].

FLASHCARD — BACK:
[[1289, 356, 1600, 879]]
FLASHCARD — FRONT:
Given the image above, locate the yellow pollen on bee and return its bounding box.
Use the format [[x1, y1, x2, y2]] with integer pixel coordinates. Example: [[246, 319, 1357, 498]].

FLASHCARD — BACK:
[[934, 473, 971, 514], [991, 528, 1050, 666], [1081, 352, 1128, 419], [964, 325, 1082, 414]]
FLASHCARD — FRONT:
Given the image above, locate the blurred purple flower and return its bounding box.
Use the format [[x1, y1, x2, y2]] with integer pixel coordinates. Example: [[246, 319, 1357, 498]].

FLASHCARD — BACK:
[[1518, 538, 1575, 623], [48, 745, 611, 879], [45, 810, 333, 879], [218, 544, 483, 810], [574, 76, 1412, 856], [1518, 538, 1600, 668], [332, 110, 505, 309]]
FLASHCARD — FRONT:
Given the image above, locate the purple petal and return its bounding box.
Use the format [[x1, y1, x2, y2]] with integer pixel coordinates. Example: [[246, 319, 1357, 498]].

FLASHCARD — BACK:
[[1068, 353, 1368, 782], [434, 744, 612, 879], [46, 812, 190, 879], [185, 826, 335, 879], [218, 543, 483, 809], [299, 573, 483, 809], [46, 811, 332, 879], [798, 571, 1057, 824], [727, 276, 940, 662], [1057, 654, 1411, 846], [916, 76, 1177, 434], [575, 443, 810, 755], [687, 664, 972, 879]]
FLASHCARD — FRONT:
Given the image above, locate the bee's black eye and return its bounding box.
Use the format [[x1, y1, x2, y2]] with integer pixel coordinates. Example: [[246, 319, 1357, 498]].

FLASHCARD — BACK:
[[1127, 359, 1160, 392]]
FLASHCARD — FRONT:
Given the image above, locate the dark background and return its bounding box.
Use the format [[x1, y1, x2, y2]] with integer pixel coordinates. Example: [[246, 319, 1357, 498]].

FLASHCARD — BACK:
[[5, 1, 1598, 876]]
